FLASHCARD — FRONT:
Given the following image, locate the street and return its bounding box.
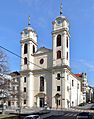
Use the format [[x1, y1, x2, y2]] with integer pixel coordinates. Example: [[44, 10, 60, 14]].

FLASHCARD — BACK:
[[43, 111, 94, 119]]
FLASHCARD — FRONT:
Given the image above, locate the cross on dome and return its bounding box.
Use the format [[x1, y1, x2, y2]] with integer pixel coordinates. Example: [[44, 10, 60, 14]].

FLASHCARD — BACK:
[[60, 0, 63, 16], [28, 16, 31, 26]]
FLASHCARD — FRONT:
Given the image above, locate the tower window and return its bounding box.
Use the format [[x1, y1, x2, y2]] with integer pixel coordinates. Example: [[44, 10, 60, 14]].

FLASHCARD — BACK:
[[66, 37, 68, 48], [24, 77, 26, 83], [57, 34, 61, 47], [33, 45, 35, 53], [57, 50, 61, 59], [24, 87, 26, 92], [57, 73, 60, 80], [24, 100, 26, 104], [67, 52, 68, 60], [24, 44, 27, 54], [40, 76, 44, 91], [57, 86, 60, 91], [24, 57, 27, 64]]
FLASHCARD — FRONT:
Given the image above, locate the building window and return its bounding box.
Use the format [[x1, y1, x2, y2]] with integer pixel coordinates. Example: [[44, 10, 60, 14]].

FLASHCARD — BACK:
[[57, 34, 61, 47], [24, 87, 26, 92], [24, 44, 27, 54], [67, 86, 69, 92], [17, 86, 19, 91], [57, 73, 60, 80], [24, 100, 26, 104], [57, 86, 60, 91], [24, 77, 26, 83], [72, 101, 74, 106], [67, 75, 69, 80], [33, 45, 35, 53], [13, 86, 15, 91], [40, 76, 44, 91], [67, 52, 68, 60], [66, 37, 68, 48], [72, 80, 74, 87], [77, 83, 79, 89], [40, 59, 44, 64], [24, 57, 27, 64], [57, 50, 61, 59]]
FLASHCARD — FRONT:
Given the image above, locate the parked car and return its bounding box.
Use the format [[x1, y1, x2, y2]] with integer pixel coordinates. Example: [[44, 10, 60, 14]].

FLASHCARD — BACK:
[[90, 105, 94, 110], [24, 115, 40, 119], [78, 103, 86, 106], [75, 112, 92, 119]]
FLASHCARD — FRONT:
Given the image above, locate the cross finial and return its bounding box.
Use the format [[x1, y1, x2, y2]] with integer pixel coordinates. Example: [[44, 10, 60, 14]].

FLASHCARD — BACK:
[[28, 16, 31, 26], [60, 0, 63, 16]]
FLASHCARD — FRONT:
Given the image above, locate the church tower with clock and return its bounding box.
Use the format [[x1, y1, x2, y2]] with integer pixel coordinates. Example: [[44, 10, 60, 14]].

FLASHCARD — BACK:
[[52, 4, 70, 67], [20, 17, 38, 107]]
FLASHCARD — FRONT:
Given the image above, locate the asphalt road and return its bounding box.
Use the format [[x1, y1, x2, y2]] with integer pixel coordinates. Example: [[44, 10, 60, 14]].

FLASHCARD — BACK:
[[43, 111, 94, 119]]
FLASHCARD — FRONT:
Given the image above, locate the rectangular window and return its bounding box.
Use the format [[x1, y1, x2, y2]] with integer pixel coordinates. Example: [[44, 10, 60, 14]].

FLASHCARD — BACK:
[[57, 86, 60, 91], [77, 83, 79, 89], [13, 86, 15, 91], [67, 75, 69, 80], [24, 87, 26, 92], [72, 80, 74, 87]]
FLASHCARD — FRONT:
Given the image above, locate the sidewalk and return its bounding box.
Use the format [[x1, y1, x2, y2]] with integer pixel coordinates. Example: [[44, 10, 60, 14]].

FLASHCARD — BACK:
[[0, 114, 16, 119]]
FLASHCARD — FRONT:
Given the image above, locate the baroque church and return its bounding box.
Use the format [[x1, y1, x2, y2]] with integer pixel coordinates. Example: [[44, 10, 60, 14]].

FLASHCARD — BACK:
[[20, 1, 82, 109]]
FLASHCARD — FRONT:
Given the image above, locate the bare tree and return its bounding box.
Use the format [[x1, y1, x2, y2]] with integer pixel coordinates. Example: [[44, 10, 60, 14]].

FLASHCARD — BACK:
[[0, 49, 9, 113], [0, 48, 9, 75]]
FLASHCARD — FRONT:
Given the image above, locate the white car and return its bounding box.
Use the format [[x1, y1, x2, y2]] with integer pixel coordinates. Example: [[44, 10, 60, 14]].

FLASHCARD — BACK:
[[24, 115, 40, 119]]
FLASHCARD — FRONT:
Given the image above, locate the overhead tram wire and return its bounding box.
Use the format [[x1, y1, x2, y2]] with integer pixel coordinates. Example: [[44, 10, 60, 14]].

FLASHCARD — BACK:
[[0, 45, 52, 74]]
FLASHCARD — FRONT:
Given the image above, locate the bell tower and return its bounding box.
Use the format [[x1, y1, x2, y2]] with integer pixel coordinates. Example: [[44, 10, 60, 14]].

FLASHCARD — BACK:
[[20, 16, 38, 107], [52, 1, 70, 67], [20, 16, 38, 71]]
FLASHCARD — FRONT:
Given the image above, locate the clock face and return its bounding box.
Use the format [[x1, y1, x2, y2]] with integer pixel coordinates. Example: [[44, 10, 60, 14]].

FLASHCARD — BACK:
[[57, 19, 62, 24], [24, 29, 28, 35], [56, 18, 63, 25]]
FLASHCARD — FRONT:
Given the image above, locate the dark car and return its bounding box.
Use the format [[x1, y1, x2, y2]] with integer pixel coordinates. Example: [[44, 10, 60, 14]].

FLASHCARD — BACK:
[[75, 112, 92, 119]]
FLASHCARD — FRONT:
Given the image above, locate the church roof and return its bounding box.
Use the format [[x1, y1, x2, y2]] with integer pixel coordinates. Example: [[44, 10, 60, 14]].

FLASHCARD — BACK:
[[34, 47, 52, 55], [74, 74, 83, 78]]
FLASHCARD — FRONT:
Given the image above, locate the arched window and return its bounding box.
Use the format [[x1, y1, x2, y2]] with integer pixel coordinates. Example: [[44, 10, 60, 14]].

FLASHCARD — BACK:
[[57, 34, 61, 47], [24, 57, 27, 64], [57, 50, 61, 59], [33, 45, 35, 53], [57, 73, 60, 80], [40, 76, 44, 91], [24, 44, 27, 54]]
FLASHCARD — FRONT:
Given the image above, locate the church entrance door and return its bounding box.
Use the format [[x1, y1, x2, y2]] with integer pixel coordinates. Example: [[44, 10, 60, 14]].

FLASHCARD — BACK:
[[40, 98, 44, 107]]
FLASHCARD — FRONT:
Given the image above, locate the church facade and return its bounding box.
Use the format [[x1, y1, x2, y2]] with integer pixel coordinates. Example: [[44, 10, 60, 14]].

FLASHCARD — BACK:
[[20, 3, 82, 109]]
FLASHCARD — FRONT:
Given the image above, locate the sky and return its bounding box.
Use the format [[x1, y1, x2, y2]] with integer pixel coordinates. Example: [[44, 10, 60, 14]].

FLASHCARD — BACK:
[[0, 0, 94, 86]]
